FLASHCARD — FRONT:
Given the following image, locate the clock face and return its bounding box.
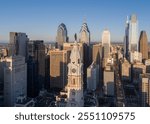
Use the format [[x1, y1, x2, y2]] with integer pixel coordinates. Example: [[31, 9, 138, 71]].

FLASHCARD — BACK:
[[72, 68, 76, 73]]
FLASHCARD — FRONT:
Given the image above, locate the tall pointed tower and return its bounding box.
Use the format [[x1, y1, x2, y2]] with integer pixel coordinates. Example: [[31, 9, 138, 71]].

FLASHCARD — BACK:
[[80, 21, 90, 45], [66, 36, 84, 107]]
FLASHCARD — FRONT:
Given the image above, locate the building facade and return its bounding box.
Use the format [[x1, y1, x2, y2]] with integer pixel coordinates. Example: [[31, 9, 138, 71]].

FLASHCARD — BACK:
[[8, 32, 29, 58], [87, 62, 99, 91], [27, 40, 45, 97], [4, 55, 27, 106], [139, 31, 148, 60], [56, 23, 68, 49], [139, 74, 150, 107], [50, 49, 70, 89], [79, 22, 90, 45], [103, 65, 114, 96]]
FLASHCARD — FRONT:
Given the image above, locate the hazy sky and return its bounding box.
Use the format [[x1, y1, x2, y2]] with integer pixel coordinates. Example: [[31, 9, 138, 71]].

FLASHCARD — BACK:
[[0, 0, 150, 42]]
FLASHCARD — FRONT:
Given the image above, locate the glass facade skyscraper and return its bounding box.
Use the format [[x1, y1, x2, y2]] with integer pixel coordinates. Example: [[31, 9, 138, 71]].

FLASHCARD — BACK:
[[129, 14, 139, 52]]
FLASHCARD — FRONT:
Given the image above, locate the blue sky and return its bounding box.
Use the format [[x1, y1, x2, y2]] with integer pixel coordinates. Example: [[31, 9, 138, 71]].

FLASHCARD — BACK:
[[0, 0, 150, 42]]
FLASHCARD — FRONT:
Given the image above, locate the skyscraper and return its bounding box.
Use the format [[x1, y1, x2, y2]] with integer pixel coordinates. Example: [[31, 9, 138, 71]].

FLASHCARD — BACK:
[[50, 49, 70, 89], [102, 29, 111, 59], [103, 64, 114, 96], [139, 31, 148, 60], [56, 23, 68, 49], [79, 22, 90, 45], [8, 32, 29, 58], [66, 40, 84, 107], [124, 16, 130, 58], [129, 14, 138, 52], [4, 55, 27, 106], [27, 40, 45, 97], [87, 62, 99, 91]]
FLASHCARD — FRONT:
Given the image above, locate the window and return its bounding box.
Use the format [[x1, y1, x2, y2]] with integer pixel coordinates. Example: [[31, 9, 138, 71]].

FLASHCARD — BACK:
[[73, 79, 75, 85]]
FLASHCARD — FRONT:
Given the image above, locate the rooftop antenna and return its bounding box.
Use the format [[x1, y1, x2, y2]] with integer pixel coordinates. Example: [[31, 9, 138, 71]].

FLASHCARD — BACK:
[[83, 16, 86, 23]]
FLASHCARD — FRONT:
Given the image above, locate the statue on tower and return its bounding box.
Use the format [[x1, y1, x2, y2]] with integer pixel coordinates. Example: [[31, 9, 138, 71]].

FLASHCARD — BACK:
[[74, 33, 77, 41]]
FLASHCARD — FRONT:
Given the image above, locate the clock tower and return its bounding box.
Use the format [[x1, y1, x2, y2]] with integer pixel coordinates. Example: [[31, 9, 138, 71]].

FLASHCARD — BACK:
[[66, 39, 84, 107]]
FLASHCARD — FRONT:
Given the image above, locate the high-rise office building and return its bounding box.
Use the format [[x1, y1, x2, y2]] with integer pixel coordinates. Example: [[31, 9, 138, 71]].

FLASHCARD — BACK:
[[124, 14, 138, 56], [4, 55, 27, 106], [56, 23, 68, 49], [132, 62, 146, 84], [124, 16, 130, 58], [87, 62, 99, 91], [139, 31, 148, 60], [27, 40, 45, 97], [139, 73, 150, 107], [8, 32, 29, 58], [121, 58, 131, 81], [103, 64, 114, 96], [102, 29, 111, 59], [92, 44, 102, 64], [66, 41, 84, 107], [50, 49, 70, 89], [79, 22, 90, 45], [129, 14, 138, 52]]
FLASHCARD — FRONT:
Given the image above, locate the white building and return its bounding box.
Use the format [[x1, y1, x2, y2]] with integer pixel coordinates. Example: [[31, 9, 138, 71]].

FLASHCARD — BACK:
[[4, 55, 27, 106], [87, 62, 99, 91], [102, 29, 111, 65], [102, 29, 110, 47], [66, 40, 84, 107], [130, 51, 142, 63]]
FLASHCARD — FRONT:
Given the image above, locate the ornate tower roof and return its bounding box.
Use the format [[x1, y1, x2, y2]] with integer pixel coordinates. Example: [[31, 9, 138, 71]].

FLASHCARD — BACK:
[[70, 38, 81, 64]]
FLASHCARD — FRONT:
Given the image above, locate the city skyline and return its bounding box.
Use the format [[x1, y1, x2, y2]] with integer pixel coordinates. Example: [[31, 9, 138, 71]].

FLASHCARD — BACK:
[[0, 0, 150, 42]]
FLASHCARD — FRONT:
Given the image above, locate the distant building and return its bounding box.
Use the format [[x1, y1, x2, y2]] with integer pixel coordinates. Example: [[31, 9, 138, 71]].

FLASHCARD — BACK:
[[132, 62, 146, 84], [87, 62, 99, 91], [103, 64, 114, 96], [144, 59, 150, 73], [124, 14, 139, 59], [56, 23, 68, 49], [79, 22, 90, 45], [121, 58, 131, 81], [124, 16, 130, 58], [139, 31, 148, 60], [0, 48, 8, 58], [102, 29, 111, 59], [139, 74, 150, 107], [27, 40, 45, 97], [130, 51, 142, 63], [4, 55, 27, 107], [8, 32, 29, 58], [129, 14, 139, 52], [50, 49, 70, 89]]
